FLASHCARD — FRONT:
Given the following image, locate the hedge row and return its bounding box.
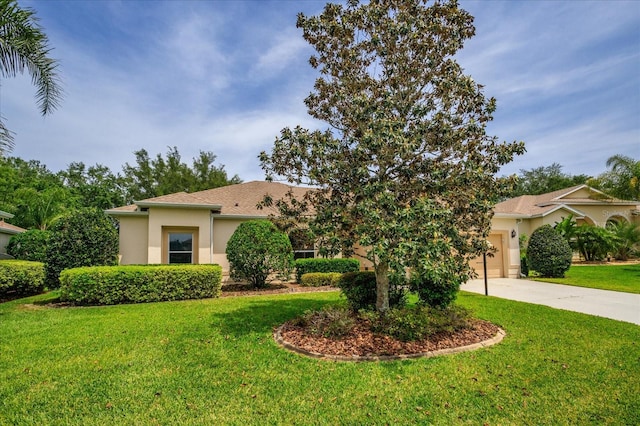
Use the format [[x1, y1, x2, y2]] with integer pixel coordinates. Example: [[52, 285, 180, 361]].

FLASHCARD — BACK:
[[0, 260, 46, 298], [300, 272, 342, 287], [294, 258, 360, 283], [59, 264, 222, 305]]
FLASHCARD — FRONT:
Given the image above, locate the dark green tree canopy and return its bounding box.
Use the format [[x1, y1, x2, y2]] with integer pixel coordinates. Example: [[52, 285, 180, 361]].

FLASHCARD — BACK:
[[121, 146, 241, 203], [589, 155, 640, 201], [260, 0, 525, 311], [508, 163, 590, 198]]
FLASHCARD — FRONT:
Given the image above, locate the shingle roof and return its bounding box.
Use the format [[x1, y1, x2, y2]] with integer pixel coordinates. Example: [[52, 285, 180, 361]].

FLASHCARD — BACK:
[[107, 181, 313, 217], [0, 219, 25, 234], [494, 184, 638, 217]]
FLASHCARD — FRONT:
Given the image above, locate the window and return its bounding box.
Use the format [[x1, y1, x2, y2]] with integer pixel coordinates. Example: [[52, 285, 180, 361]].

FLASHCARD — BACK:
[[289, 228, 315, 260], [169, 232, 193, 264], [162, 227, 198, 264]]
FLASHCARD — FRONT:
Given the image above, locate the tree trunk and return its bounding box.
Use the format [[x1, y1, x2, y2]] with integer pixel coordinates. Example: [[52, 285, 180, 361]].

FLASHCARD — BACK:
[[375, 261, 390, 312]]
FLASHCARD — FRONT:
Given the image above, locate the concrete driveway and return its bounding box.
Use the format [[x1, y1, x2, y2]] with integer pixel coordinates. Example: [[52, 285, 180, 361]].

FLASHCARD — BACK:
[[461, 278, 640, 325]]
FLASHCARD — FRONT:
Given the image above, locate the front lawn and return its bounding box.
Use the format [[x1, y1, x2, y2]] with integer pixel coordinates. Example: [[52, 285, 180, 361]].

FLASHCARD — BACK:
[[0, 291, 638, 425], [531, 263, 640, 294]]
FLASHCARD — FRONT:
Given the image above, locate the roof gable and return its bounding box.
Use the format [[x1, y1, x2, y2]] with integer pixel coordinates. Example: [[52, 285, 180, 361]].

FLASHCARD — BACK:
[[107, 181, 313, 217], [494, 185, 639, 218]]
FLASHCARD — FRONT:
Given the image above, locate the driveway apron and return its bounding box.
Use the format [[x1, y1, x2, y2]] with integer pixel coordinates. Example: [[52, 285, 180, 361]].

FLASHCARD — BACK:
[[461, 278, 640, 325]]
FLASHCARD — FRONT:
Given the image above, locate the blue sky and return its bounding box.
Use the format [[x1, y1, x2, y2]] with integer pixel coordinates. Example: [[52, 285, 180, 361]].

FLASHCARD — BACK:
[[5, 0, 640, 182]]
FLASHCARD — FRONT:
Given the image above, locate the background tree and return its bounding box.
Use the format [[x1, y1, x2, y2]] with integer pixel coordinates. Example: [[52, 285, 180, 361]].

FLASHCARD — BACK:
[[12, 186, 69, 230], [121, 147, 241, 203], [507, 163, 590, 198], [588, 155, 640, 201], [260, 0, 525, 311], [59, 162, 126, 210], [0, 0, 62, 153]]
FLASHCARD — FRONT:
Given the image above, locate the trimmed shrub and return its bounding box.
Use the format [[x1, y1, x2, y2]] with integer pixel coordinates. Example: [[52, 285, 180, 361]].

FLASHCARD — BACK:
[[6, 230, 50, 262], [338, 271, 406, 311], [300, 272, 342, 287], [226, 220, 293, 288], [527, 225, 572, 278], [0, 260, 46, 297], [59, 264, 222, 305], [408, 272, 461, 309], [45, 208, 119, 288], [369, 304, 472, 342], [294, 258, 360, 283]]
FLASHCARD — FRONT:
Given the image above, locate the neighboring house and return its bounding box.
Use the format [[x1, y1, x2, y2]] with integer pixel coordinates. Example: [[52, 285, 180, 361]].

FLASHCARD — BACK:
[[107, 182, 640, 280], [485, 185, 640, 278], [0, 210, 25, 256]]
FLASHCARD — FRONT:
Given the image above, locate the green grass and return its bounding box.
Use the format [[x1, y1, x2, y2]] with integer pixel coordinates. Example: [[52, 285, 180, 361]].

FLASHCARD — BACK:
[[1, 291, 638, 425], [531, 263, 640, 293]]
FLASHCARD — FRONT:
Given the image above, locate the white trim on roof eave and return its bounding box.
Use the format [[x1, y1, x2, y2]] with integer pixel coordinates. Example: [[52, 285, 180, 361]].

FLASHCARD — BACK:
[[212, 214, 271, 220], [0, 228, 23, 235], [134, 201, 223, 210], [539, 204, 587, 218], [0, 210, 14, 219], [552, 184, 612, 201], [104, 210, 149, 217], [492, 213, 530, 219]]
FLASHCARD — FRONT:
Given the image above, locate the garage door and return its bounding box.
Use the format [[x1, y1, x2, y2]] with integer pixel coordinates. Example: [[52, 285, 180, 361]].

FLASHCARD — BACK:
[[471, 234, 504, 279]]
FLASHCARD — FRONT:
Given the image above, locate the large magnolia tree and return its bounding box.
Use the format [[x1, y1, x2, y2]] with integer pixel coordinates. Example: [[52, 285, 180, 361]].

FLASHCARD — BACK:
[[260, 0, 525, 311]]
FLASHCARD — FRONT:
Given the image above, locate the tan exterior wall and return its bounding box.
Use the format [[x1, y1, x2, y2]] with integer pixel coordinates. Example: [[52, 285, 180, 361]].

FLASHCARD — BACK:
[[489, 218, 520, 278], [211, 218, 249, 272], [147, 208, 212, 264], [0, 233, 12, 254], [118, 215, 149, 264]]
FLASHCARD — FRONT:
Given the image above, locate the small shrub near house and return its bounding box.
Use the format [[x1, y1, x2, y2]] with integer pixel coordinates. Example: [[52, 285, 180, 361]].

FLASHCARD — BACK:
[[367, 304, 473, 342], [0, 260, 46, 298], [7, 230, 50, 262], [59, 264, 222, 305], [338, 271, 406, 312], [45, 208, 119, 288], [409, 271, 461, 309], [226, 220, 293, 288], [300, 272, 342, 287], [294, 258, 360, 283], [527, 225, 572, 278]]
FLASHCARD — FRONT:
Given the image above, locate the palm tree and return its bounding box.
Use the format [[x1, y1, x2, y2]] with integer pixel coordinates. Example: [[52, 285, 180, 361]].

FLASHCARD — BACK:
[[0, 0, 62, 154], [605, 155, 640, 201]]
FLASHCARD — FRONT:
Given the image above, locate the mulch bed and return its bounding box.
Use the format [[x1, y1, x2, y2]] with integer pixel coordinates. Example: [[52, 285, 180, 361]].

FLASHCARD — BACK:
[[277, 318, 501, 358]]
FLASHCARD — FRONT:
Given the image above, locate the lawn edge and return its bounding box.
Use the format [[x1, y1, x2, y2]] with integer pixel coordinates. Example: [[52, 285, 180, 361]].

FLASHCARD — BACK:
[[273, 325, 506, 362]]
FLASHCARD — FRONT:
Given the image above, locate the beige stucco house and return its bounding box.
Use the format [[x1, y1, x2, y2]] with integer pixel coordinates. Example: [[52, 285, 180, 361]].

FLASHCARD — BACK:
[[107, 182, 640, 280], [0, 210, 25, 256]]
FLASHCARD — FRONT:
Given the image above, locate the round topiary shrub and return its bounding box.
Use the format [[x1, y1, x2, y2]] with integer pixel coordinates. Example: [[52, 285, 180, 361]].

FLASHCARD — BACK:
[[45, 208, 119, 288], [7, 229, 50, 262], [225, 220, 294, 288], [527, 225, 572, 278]]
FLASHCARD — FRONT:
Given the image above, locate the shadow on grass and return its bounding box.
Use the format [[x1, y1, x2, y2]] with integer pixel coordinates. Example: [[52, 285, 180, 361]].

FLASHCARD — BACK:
[[208, 295, 340, 338]]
